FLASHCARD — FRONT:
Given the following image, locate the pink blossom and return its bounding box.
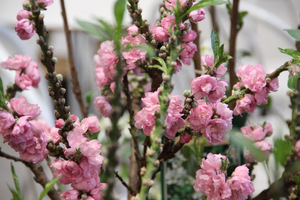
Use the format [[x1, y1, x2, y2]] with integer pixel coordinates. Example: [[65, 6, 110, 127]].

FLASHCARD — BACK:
[[236, 64, 266, 92], [161, 15, 176, 31], [241, 123, 267, 141], [204, 119, 229, 144], [165, 0, 187, 11], [122, 35, 145, 46], [254, 87, 269, 105], [188, 100, 213, 132], [37, 0, 53, 6], [207, 80, 227, 103], [17, 10, 31, 21], [180, 133, 192, 144], [10, 96, 41, 119], [81, 116, 100, 134], [79, 140, 103, 166], [60, 189, 80, 200], [142, 90, 160, 107], [263, 122, 273, 137], [127, 25, 139, 36], [181, 30, 197, 42], [1, 55, 31, 70], [165, 95, 185, 139], [226, 165, 254, 200], [189, 7, 205, 22], [15, 61, 40, 89], [180, 42, 197, 65], [31, 119, 61, 144], [52, 160, 83, 184], [295, 140, 300, 157], [268, 77, 279, 92], [72, 176, 100, 192], [71, 114, 77, 121], [94, 41, 118, 82], [55, 119, 64, 128], [0, 111, 15, 134], [15, 18, 35, 40], [213, 101, 233, 129], [94, 96, 112, 118], [90, 183, 106, 200], [244, 140, 272, 162], [122, 49, 146, 69], [174, 60, 182, 73], [134, 106, 158, 136], [152, 26, 169, 42], [233, 94, 256, 115], [95, 67, 109, 89], [191, 75, 217, 100]]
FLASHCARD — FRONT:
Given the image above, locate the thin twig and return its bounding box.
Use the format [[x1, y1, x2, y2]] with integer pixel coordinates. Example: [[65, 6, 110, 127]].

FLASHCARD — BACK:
[[209, 6, 219, 34], [114, 170, 136, 196], [0, 149, 60, 200], [60, 0, 87, 118], [190, 22, 202, 77]]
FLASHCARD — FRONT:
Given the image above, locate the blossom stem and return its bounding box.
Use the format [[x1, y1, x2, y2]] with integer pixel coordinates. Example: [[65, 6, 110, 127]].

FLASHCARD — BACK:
[[4, 83, 22, 100], [59, 0, 88, 118]]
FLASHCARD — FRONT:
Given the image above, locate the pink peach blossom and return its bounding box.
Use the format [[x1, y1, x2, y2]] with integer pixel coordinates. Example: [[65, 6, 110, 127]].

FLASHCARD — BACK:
[[15, 18, 35, 40], [180, 42, 197, 65], [94, 96, 112, 118], [180, 133, 192, 144], [181, 30, 197, 43], [188, 100, 213, 132], [233, 94, 256, 115], [207, 80, 227, 103], [127, 24, 139, 36], [37, 0, 53, 6], [81, 116, 100, 134], [244, 140, 272, 162], [60, 189, 80, 200], [95, 67, 109, 89], [191, 75, 217, 100], [152, 26, 169, 42], [204, 119, 228, 144], [0, 111, 15, 134], [1, 54, 31, 70], [31, 119, 61, 144], [161, 15, 176, 31], [165, 0, 187, 11], [189, 7, 206, 22], [295, 140, 300, 157], [254, 87, 269, 105], [241, 123, 266, 141], [10, 96, 41, 119], [17, 10, 31, 21]]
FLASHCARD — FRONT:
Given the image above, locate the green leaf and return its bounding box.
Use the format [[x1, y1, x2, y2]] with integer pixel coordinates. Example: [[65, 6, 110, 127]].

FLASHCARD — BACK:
[[211, 30, 220, 59], [186, 0, 227, 14], [114, 0, 127, 27], [7, 184, 22, 200], [152, 57, 167, 69], [0, 76, 4, 98], [10, 163, 22, 197], [278, 48, 300, 59], [285, 29, 300, 41], [287, 73, 300, 91], [38, 176, 61, 200], [85, 91, 95, 106], [230, 133, 265, 161], [76, 19, 112, 41], [96, 19, 114, 34], [273, 139, 293, 166], [148, 65, 167, 73], [238, 11, 248, 28]]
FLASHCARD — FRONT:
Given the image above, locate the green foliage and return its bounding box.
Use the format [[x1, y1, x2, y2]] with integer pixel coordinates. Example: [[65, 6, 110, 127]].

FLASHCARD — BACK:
[[273, 139, 293, 166], [76, 19, 113, 41], [38, 176, 61, 200], [186, 0, 227, 14], [287, 73, 300, 92], [285, 29, 300, 41], [0, 77, 8, 110], [85, 91, 94, 107], [114, 0, 127, 29], [210, 30, 232, 68], [278, 48, 300, 61], [7, 163, 23, 200], [238, 11, 248, 29]]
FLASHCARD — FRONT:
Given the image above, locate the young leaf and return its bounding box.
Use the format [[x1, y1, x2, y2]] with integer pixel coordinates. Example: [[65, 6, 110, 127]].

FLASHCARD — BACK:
[[278, 48, 300, 60], [76, 19, 112, 41], [114, 0, 127, 27], [238, 11, 248, 29], [38, 176, 61, 200], [285, 29, 300, 41], [0, 77, 4, 98], [273, 139, 293, 166], [152, 57, 167, 69], [7, 184, 22, 200], [211, 30, 220, 59], [7, 163, 23, 200], [85, 91, 95, 106], [287, 73, 300, 91], [186, 0, 227, 14]]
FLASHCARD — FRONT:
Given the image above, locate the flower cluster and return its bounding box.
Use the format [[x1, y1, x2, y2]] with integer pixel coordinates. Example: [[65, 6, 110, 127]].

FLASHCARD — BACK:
[[241, 122, 273, 162], [0, 96, 47, 163], [234, 65, 279, 115], [194, 153, 254, 200], [1, 55, 41, 90]]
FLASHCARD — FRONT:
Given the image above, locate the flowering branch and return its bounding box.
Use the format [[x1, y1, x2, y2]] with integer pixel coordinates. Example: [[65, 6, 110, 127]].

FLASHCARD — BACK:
[[59, 0, 88, 118]]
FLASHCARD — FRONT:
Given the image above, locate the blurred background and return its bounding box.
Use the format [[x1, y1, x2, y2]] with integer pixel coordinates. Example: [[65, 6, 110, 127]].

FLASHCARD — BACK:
[[0, 0, 299, 199]]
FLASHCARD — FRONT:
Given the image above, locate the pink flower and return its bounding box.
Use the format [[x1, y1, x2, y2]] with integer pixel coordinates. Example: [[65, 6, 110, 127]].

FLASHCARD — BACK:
[[127, 24, 139, 36], [31, 119, 61, 144], [60, 189, 80, 200], [180, 42, 197, 65], [263, 122, 273, 137], [165, 0, 187, 11], [268, 77, 279, 92], [189, 7, 205, 22], [201, 54, 227, 77], [17, 10, 31, 21], [191, 75, 217, 100], [0, 111, 15, 134], [295, 140, 300, 157], [134, 106, 158, 136], [244, 140, 272, 162], [90, 183, 106, 200], [233, 94, 256, 115], [188, 100, 213, 132], [213, 102, 233, 128], [207, 80, 227, 103], [72, 176, 100, 192], [122, 35, 145, 46], [161, 15, 176, 31], [10, 96, 41, 119], [94, 41, 118, 82], [180, 133, 192, 144], [236, 64, 266, 92], [52, 160, 83, 184], [81, 116, 100, 134], [226, 165, 254, 200], [94, 96, 112, 118], [241, 123, 267, 141], [15, 19, 35, 40], [122, 49, 146, 69], [37, 0, 53, 6], [205, 119, 228, 145], [1, 55, 31, 70], [95, 67, 109, 89], [254, 87, 269, 105], [165, 95, 185, 139], [15, 61, 40, 89], [181, 30, 197, 42], [55, 119, 64, 128], [152, 26, 169, 42], [142, 90, 160, 107]]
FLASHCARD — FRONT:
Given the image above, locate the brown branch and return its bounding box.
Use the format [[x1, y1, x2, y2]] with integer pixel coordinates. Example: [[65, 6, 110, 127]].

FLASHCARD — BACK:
[[0, 149, 60, 200], [209, 6, 219, 34], [114, 170, 136, 196], [252, 178, 284, 200], [190, 22, 202, 77], [228, 0, 240, 92], [60, 0, 87, 118]]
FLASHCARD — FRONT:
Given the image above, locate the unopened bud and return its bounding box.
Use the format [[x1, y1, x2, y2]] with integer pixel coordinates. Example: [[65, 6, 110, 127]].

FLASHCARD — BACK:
[[140, 167, 146, 176], [146, 148, 155, 157]]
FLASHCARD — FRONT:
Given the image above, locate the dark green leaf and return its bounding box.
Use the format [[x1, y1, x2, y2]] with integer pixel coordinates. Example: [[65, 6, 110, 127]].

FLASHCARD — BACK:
[[211, 30, 220, 59], [76, 19, 111, 41], [85, 91, 94, 106], [238, 11, 248, 28], [38, 176, 61, 200], [285, 29, 300, 41], [186, 0, 227, 14], [230, 133, 265, 161], [7, 184, 22, 200], [273, 139, 293, 166], [278, 48, 300, 59], [114, 0, 127, 27], [0, 77, 4, 98], [288, 73, 300, 91], [96, 19, 114, 34], [10, 163, 22, 197]]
